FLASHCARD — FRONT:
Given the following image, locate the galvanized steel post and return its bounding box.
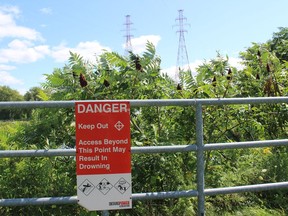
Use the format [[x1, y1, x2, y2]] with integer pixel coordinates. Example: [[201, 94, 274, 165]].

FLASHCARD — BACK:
[[196, 103, 205, 215], [102, 210, 109, 216]]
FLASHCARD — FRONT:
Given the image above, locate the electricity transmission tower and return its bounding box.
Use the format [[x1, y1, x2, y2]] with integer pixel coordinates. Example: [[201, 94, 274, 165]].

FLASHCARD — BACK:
[[123, 15, 133, 55], [175, 9, 191, 84]]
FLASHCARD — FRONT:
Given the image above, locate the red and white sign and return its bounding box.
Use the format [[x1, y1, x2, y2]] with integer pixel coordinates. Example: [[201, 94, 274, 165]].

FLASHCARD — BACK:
[[75, 101, 132, 211]]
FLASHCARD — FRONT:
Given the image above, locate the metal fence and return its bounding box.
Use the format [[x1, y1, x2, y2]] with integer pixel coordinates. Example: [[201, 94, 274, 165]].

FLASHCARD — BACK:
[[1, 97, 288, 215]]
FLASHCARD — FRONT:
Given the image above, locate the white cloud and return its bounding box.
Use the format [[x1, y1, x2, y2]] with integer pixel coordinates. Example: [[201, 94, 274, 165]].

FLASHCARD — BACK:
[[0, 6, 43, 41], [162, 57, 244, 81], [0, 71, 23, 85], [8, 39, 33, 49], [40, 7, 52, 15], [51, 41, 111, 62], [0, 63, 23, 86], [162, 60, 203, 80], [122, 35, 161, 54], [17, 88, 28, 95], [228, 57, 244, 70], [0, 38, 111, 65], [0, 5, 20, 16], [0, 39, 50, 63], [0, 64, 16, 71]]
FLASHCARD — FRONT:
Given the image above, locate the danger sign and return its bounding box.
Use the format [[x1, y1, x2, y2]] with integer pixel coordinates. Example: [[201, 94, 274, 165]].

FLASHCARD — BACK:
[[76, 101, 132, 211]]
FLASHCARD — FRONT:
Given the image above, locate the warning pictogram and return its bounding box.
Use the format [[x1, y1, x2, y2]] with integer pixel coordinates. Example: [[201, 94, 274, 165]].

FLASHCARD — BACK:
[[97, 178, 113, 195], [78, 179, 95, 196], [114, 177, 130, 194], [114, 121, 124, 131]]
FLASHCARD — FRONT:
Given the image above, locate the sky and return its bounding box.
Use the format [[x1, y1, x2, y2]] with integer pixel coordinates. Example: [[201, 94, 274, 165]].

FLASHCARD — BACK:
[[1, 0, 288, 95]]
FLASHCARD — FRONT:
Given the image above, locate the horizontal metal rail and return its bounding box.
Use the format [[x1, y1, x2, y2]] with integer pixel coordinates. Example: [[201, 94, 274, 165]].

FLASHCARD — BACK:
[[1, 139, 288, 158], [205, 182, 288, 196], [1, 182, 287, 207], [0, 189, 199, 207], [132, 190, 198, 200], [0, 97, 288, 109], [0, 145, 197, 158], [0, 196, 78, 207], [131, 145, 197, 153], [0, 99, 197, 109], [0, 149, 76, 158], [204, 139, 288, 150]]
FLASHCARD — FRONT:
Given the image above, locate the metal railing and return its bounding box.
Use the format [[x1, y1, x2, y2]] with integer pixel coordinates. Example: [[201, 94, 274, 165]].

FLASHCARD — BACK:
[[1, 97, 288, 215]]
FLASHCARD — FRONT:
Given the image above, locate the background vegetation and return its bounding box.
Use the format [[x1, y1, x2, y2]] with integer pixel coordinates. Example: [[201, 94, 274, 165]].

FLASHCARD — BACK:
[[1, 28, 288, 215]]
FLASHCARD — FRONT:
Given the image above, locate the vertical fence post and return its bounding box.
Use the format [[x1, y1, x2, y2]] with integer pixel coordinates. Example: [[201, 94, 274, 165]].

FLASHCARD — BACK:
[[102, 210, 109, 216], [196, 102, 205, 216]]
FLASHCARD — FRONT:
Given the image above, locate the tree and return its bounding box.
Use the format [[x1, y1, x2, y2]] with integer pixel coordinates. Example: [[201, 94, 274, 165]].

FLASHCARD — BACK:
[[23, 87, 49, 119], [268, 27, 288, 62], [24, 87, 49, 101], [0, 86, 24, 120]]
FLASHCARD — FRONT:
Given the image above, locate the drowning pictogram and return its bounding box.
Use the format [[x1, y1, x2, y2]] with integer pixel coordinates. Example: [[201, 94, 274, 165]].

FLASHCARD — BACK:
[[97, 178, 113, 195], [114, 121, 124, 131], [78, 179, 95, 196], [114, 177, 130, 194]]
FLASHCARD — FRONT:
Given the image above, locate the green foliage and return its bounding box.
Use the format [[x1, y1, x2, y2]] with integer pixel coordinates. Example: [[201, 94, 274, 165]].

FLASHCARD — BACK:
[[2, 27, 288, 215], [3, 43, 193, 215], [268, 27, 288, 62], [24, 87, 49, 101], [0, 86, 25, 120], [0, 121, 25, 149], [206, 205, 284, 216], [0, 86, 23, 101]]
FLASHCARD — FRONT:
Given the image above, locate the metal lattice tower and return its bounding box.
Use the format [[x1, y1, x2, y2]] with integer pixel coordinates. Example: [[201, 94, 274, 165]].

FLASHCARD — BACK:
[[175, 9, 191, 83], [123, 15, 133, 55]]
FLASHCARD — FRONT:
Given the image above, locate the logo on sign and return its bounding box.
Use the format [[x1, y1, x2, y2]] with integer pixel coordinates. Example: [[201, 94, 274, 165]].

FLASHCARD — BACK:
[[109, 201, 130, 207]]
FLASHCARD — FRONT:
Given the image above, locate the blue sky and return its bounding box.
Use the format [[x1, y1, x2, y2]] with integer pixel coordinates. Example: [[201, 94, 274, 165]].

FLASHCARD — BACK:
[[1, 0, 288, 94]]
